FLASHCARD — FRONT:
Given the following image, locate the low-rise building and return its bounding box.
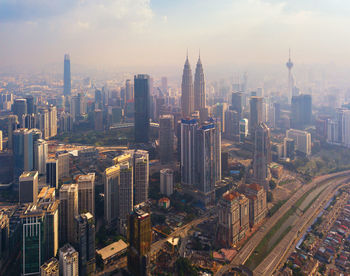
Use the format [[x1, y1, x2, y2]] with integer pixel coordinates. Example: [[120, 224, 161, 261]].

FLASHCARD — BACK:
[[96, 240, 128, 265]]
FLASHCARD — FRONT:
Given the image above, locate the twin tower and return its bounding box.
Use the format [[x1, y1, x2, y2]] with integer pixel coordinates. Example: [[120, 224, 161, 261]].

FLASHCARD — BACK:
[[181, 53, 206, 117]]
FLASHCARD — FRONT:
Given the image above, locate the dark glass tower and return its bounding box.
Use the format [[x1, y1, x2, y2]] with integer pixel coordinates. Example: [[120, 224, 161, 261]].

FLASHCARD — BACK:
[[291, 94, 312, 129], [134, 74, 150, 143], [64, 54, 71, 96]]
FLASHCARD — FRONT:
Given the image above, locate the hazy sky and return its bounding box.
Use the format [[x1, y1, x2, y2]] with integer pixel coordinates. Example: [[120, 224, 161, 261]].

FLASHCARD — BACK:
[[1, 0, 350, 70]]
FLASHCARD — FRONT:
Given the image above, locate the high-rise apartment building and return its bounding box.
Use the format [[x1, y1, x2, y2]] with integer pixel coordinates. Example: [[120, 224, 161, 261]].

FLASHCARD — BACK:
[[64, 54, 71, 96], [194, 55, 205, 111], [239, 118, 248, 143], [59, 184, 78, 245], [160, 168, 174, 197], [134, 74, 150, 143], [74, 213, 95, 276], [181, 55, 194, 117], [59, 244, 79, 276], [48, 105, 57, 138], [46, 159, 58, 189], [249, 96, 263, 136], [241, 184, 267, 227], [159, 114, 174, 164], [128, 205, 152, 276], [0, 130, 2, 151], [76, 173, 95, 215], [19, 171, 38, 204], [253, 123, 271, 190]]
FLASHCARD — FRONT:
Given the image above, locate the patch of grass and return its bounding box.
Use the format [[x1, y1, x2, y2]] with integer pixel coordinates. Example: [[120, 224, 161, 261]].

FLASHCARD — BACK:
[[268, 200, 287, 217]]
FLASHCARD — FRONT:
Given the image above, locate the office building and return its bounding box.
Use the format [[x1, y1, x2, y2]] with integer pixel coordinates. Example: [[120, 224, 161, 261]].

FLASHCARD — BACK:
[[123, 150, 149, 205], [13, 128, 34, 183], [59, 184, 78, 245], [34, 139, 48, 175], [21, 188, 59, 276], [25, 95, 35, 114], [36, 108, 50, 139], [59, 112, 73, 133], [7, 114, 19, 149], [213, 103, 227, 133], [59, 244, 79, 276], [239, 118, 248, 143], [249, 96, 263, 136], [224, 109, 239, 140], [128, 205, 152, 276], [291, 94, 312, 129], [194, 54, 206, 111], [181, 55, 194, 117], [74, 212, 95, 276], [104, 165, 121, 226], [180, 119, 198, 186], [40, 258, 59, 276], [217, 191, 249, 247], [64, 54, 71, 96], [159, 114, 174, 164], [57, 152, 70, 179], [160, 168, 174, 197], [253, 123, 271, 190], [46, 159, 58, 189], [0, 130, 2, 151], [13, 98, 27, 121], [286, 129, 312, 156], [284, 138, 295, 159], [231, 92, 243, 119], [126, 79, 134, 102], [76, 173, 95, 215], [19, 171, 38, 204], [94, 109, 104, 131], [134, 74, 150, 143]]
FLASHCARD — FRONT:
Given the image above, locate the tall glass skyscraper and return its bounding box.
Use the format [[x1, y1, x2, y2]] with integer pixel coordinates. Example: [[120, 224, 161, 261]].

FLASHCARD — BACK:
[[134, 74, 150, 143], [63, 54, 71, 96]]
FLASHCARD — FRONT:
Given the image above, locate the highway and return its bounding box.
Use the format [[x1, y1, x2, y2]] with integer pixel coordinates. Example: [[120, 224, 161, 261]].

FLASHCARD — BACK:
[[215, 170, 350, 276], [254, 177, 350, 275]]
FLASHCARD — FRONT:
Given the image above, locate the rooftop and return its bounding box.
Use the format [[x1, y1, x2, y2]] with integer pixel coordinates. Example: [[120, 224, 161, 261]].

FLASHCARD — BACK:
[[96, 240, 128, 261]]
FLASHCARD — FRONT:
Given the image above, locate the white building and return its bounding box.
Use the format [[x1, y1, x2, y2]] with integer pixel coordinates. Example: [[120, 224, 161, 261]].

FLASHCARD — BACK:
[[34, 139, 48, 175], [57, 152, 70, 179], [239, 118, 248, 143], [286, 129, 312, 156], [59, 244, 79, 276], [160, 168, 174, 197]]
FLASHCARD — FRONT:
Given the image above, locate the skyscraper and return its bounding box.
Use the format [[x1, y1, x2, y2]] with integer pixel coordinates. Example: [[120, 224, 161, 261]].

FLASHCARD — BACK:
[[130, 150, 149, 205], [74, 212, 95, 276], [19, 171, 38, 204], [181, 54, 194, 117], [134, 74, 150, 143], [159, 114, 174, 164], [49, 105, 57, 137], [46, 159, 58, 189], [13, 128, 34, 183], [57, 152, 70, 179], [13, 99, 27, 122], [160, 168, 174, 197], [194, 54, 205, 111], [118, 162, 133, 234], [249, 96, 263, 136], [231, 92, 243, 119], [127, 205, 151, 276], [104, 165, 121, 226], [291, 94, 312, 130], [63, 54, 71, 96], [76, 173, 95, 216], [7, 114, 19, 150], [0, 130, 2, 151], [59, 184, 78, 245], [24, 95, 35, 115], [35, 140, 47, 170], [126, 79, 134, 102], [180, 119, 198, 186], [253, 123, 271, 190]]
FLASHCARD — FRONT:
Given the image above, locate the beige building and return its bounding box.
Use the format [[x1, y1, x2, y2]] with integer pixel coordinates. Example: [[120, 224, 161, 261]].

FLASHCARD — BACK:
[[59, 244, 79, 276], [49, 105, 57, 138], [57, 152, 70, 179], [104, 165, 120, 225], [241, 183, 267, 227], [40, 257, 59, 276], [217, 190, 249, 247], [59, 184, 78, 245], [19, 171, 38, 204], [286, 129, 312, 156], [76, 173, 95, 215]]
